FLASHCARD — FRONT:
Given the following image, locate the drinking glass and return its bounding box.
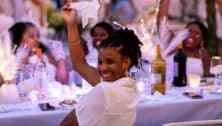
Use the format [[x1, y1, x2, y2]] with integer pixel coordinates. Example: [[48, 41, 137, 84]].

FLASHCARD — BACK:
[[136, 61, 151, 95], [187, 73, 201, 92], [210, 56, 222, 87]]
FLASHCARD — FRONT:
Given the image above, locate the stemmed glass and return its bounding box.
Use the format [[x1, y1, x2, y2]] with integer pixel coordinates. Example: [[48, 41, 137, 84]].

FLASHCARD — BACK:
[[210, 56, 222, 87]]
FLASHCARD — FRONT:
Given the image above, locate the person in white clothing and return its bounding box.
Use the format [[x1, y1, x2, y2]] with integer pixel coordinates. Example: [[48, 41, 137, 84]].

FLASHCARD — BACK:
[[158, 0, 212, 77], [61, 1, 143, 125], [9, 22, 69, 84], [0, 4, 14, 33], [87, 22, 114, 65]]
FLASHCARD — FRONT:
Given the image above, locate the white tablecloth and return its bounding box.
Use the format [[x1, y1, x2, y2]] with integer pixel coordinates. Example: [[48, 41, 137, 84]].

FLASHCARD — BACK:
[[1, 87, 222, 126], [135, 94, 222, 126], [0, 106, 72, 126]]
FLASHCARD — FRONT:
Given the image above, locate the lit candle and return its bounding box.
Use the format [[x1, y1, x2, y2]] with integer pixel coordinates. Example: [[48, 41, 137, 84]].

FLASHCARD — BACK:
[[187, 73, 201, 88], [0, 83, 19, 104], [48, 81, 62, 98]]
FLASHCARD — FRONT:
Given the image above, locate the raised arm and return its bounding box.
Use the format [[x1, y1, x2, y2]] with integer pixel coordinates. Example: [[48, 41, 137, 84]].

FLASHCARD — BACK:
[[62, 3, 101, 86], [217, 0, 222, 17], [157, 0, 174, 40], [157, 0, 170, 26], [47, 53, 69, 84], [157, 0, 187, 58]]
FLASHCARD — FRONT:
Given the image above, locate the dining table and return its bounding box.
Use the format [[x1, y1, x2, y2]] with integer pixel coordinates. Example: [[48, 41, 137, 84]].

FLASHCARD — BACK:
[[1, 82, 222, 126]]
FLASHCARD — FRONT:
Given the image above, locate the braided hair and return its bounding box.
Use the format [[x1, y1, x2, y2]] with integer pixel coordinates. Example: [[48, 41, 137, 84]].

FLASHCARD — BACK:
[[99, 29, 142, 68]]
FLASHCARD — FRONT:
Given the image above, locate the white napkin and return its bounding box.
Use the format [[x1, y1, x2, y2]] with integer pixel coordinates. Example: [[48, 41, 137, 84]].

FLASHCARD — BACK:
[[70, 0, 100, 28], [163, 29, 189, 58], [159, 16, 171, 52]]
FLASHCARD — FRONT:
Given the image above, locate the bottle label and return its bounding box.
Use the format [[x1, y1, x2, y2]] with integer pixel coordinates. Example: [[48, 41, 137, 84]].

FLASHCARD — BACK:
[[174, 62, 178, 77], [151, 73, 162, 84]]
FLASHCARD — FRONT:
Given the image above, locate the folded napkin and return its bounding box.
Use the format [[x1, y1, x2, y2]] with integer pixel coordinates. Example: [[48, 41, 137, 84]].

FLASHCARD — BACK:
[[163, 29, 189, 58], [70, 0, 100, 28]]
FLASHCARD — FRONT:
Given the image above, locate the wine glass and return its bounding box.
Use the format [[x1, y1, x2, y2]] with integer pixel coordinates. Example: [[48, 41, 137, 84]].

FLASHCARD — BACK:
[[210, 56, 222, 87]]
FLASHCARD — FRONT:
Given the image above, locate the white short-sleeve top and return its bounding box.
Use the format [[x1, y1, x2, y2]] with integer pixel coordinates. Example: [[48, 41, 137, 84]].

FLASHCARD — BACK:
[[186, 57, 204, 76], [76, 77, 139, 126]]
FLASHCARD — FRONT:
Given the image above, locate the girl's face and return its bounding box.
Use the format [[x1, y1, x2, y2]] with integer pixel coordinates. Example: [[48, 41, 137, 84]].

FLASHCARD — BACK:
[[92, 27, 109, 49], [184, 24, 203, 49], [22, 26, 40, 50], [98, 47, 130, 82]]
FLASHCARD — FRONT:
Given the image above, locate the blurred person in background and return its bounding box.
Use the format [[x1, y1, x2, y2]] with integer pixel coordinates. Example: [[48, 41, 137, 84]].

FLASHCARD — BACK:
[[109, 0, 137, 25], [24, 0, 47, 27], [0, 0, 26, 22], [87, 22, 114, 65], [158, 0, 211, 77], [9, 22, 69, 84], [0, 3, 14, 32]]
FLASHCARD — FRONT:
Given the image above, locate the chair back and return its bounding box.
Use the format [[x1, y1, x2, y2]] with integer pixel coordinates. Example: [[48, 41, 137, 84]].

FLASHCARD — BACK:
[[163, 120, 222, 126]]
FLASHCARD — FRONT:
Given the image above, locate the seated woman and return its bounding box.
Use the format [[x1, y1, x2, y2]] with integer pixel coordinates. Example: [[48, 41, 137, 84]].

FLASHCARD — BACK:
[[90, 22, 114, 50], [158, 0, 211, 77], [87, 22, 114, 64], [9, 22, 69, 84], [60, 2, 142, 126]]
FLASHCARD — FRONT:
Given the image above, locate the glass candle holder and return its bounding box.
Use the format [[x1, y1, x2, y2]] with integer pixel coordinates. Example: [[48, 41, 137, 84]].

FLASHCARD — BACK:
[[0, 80, 19, 104], [187, 73, 201, 88]]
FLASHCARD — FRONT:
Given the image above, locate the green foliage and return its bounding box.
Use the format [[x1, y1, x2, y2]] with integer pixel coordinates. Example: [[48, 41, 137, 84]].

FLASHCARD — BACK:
[[206, 0, 217, 56], [46, 3, 65, 31]]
